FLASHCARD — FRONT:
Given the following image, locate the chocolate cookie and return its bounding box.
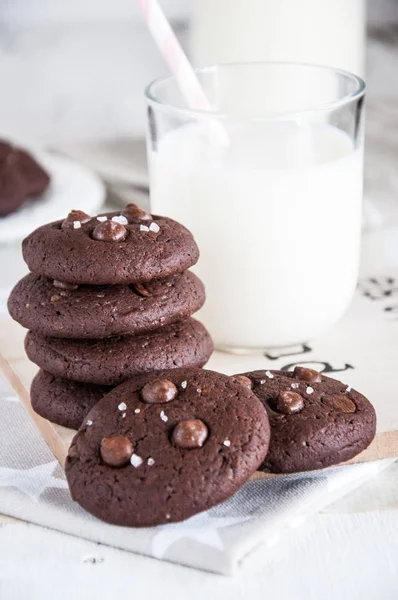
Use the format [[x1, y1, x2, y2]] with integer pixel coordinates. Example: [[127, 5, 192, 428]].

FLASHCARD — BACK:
[[0, 157, 26, 217], [22, 207, 199, 285], [65, 367, 271, 526], [14, 149, 50, 197], [235, 368, 376, 473], [0, 141, 50, 216], [9, 271, 205, 339], [25, 318, 213, 385], [31, 370, 111, 430]]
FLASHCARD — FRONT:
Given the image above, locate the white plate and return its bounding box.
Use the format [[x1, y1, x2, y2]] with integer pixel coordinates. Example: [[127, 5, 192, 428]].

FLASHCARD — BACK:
[[0, 150, 106, 244]]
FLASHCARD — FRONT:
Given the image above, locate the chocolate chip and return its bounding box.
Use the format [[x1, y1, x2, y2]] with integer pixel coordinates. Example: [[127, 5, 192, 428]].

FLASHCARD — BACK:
[[274, 391, 305, 414], [324, 395, 356, 413], [100, 435, 133, 467], [141, 379, 178, 404], [293, 366, 322, 384], [92, 220, 128, 242], [234, 375, 252, 389], [133, 282, 151, 297], [53, 280, 79, 291], [122, 203, 152, 223], [172, 419, 208, 449], [61, 210, 91, 229]]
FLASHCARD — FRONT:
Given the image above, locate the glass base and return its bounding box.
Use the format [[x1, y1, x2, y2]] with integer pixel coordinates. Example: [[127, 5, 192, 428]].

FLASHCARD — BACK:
[[215, 342, 310, 356]]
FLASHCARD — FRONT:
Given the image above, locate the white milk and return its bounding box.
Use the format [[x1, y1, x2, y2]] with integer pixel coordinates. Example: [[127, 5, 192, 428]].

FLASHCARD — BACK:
[[150, 123, 363, 350]]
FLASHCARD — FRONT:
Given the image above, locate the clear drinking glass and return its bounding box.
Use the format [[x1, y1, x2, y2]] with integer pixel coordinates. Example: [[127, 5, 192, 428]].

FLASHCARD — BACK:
[[145, 62, 365, 351]]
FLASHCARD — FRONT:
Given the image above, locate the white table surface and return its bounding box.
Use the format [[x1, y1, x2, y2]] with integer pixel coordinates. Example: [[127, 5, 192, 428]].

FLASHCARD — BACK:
[[1, 469, 398, 600]]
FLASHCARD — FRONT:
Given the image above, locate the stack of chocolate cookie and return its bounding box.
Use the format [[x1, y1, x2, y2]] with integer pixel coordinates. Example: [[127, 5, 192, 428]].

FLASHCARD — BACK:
[[8, 204, 213, 429]]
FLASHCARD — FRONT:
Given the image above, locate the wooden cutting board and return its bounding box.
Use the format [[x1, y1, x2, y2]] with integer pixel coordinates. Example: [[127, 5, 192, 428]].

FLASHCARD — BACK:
[[1, 317, 397, 473]]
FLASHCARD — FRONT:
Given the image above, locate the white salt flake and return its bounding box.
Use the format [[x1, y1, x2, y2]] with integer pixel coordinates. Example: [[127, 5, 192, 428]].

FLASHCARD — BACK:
[[86, 420, 93, 426], [112, 215, 128, 225], [134, 408, 141, 414], [181, 381, 187, 389], [166, 514, 171, 520], [196, 388, 202, 394], [149, 222, 160, 233], [130, 454, 143, 468], [346, 386, 352, 393], [140, 225, 150, 232], [259, 379, 266, 385], [160, 410, 168, 422], [73, 221, 82, 229], [118, 402, 127, 411], [291, 382, 300, 389], [97, 216, 107, 222], [265, 371, 274, 379], [306, 386, 314, 395], [223, 440, 231, 447], [147, 457, 155, 466], [122, 412, 126, 419]]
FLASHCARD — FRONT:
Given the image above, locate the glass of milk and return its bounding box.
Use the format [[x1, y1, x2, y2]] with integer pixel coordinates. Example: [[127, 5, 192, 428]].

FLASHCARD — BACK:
[[146, 63, 365, 351]]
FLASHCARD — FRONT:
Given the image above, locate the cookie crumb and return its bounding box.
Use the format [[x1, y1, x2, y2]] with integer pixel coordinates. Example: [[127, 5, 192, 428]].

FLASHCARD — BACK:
[[112, 215, 128, 225], [73, 221, 82, 229], [306, 386, 314, 395], [223, 439, 231, 447], [82, 555, 104, 564], [149, 222, 160, 233], [160, 410, 168, 422], [118, 402, 127, 411], [265, 371, 274, 379], [97, 216, 107, 222], [181, 380, 187, 389], [130, 454, 143, 468], [147, 457, 155, 466], [134, 408, 141, 414]]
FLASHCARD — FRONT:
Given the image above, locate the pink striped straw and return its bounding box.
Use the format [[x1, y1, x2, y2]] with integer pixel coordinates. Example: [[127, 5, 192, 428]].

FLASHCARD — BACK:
[[136, 0, 229, 143]]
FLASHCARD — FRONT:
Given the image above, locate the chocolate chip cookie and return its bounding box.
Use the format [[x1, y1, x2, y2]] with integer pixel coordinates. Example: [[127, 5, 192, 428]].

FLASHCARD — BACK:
[[22, 207, 199, 285], [65, 367, 271, 526], [235, 367, 377, 473], [25, 318, 214, 385], [30, 370, 111, 430], [9, 271, 205, 339]]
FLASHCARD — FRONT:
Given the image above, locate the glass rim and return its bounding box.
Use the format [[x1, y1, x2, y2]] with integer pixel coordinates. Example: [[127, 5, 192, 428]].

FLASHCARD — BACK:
[[145, 61, 366, 121]]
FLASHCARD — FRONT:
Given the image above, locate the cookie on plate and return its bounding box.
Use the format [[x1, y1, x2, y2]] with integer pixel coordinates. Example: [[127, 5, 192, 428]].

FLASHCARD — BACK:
[[65, 367, 271, 526], [22, 207, 199, 285], [25, 318, 214, 385], [234, 367, 376, 473], [0, 141, 50, 216], [31, 370, 111, 430], [0, 157, 27, 217], [9, 271, 205, 339]]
